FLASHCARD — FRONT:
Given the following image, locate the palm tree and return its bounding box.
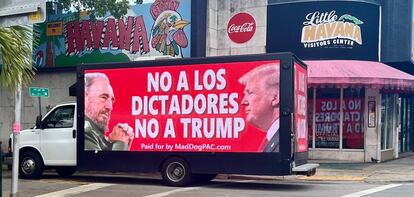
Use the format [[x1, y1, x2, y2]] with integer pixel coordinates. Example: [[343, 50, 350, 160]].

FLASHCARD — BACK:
[[0, 24, 36, 196], [0, 25, 36, 90]]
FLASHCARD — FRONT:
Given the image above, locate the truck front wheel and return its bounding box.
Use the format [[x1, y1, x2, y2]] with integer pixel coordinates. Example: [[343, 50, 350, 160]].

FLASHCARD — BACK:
[[161, 157, 193, 186], [19, 151, 44, 179]]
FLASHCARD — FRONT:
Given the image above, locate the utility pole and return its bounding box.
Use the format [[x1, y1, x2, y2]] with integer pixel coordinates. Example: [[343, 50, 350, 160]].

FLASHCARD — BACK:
[[11, 79, 22, 197]]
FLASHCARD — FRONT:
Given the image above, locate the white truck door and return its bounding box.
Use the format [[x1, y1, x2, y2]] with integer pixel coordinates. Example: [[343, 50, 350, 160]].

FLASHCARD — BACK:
[[40, 104, 76, 166], [19, 129, 41, 152]]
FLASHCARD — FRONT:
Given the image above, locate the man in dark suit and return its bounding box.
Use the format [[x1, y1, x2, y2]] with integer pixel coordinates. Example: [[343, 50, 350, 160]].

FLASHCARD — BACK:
[[238, 63, 280, 152]]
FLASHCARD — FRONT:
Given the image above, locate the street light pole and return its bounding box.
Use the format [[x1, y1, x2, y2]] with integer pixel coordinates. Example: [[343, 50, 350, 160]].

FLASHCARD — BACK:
[[11, 79, 22, 197]]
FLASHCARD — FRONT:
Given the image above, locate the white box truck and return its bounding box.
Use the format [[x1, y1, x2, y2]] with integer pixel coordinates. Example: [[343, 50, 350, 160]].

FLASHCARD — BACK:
[[6, 53, 318, 186]]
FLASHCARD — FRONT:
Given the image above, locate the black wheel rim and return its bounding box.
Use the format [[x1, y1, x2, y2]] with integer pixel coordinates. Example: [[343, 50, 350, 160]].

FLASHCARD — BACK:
[[21, 157, 36, 175], [166, 162, 185, 182]]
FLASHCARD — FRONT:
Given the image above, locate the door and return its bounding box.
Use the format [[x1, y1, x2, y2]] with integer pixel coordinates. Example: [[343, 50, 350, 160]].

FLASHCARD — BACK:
[[40, 104, 76, 165]]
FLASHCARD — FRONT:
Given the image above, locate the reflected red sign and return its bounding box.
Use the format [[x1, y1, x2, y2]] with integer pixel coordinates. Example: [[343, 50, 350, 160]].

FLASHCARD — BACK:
[[342, 98, 364, 149], [227, 13, 256, 43], [314, 98, 364, 149]]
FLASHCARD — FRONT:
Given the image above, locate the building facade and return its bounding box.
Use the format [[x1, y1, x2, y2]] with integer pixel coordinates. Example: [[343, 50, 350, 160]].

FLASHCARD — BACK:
[[206, 0, 414, 162]]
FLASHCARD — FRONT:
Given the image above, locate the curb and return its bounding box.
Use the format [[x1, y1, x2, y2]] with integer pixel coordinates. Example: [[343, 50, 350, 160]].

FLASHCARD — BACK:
[[298, 175, 366, 181], [217, 174, 367, 182], [217, 174, 300, 181]]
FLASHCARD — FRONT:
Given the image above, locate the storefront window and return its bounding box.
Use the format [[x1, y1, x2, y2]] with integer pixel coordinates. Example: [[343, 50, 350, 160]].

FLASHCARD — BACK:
[[308, 88, 314, 148], [342, 88, 365, 149], [381, 94, 395, 150], [315, 88, 340, 148]]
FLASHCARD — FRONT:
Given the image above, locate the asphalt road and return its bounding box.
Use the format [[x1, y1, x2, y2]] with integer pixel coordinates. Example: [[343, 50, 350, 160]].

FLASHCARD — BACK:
[[1, 170, 413, 197]]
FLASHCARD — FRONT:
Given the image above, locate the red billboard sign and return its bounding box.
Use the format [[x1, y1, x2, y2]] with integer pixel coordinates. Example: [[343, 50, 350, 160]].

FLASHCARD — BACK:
[[295, 63, 308, 152], [227, 12, 256, 44], [84, 60, 281, 152]]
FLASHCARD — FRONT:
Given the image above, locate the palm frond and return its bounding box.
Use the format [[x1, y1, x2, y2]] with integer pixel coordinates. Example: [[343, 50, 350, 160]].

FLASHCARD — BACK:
[[0, 25, 36, 90]]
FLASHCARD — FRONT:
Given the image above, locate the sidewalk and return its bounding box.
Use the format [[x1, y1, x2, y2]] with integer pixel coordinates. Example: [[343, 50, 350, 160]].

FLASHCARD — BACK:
[[224, 153, 414, 183]]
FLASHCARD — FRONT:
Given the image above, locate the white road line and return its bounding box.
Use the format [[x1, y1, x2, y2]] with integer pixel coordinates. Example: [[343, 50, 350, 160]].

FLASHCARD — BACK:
[[144, 179, 256, 197], [34, 183, 114, 197], [341, 184, 403, 197], [144, 186, 203, 197]]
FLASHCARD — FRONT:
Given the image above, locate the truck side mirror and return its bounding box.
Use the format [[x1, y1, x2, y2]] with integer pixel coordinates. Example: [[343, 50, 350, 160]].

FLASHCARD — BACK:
[[35, 115, 43, 129]]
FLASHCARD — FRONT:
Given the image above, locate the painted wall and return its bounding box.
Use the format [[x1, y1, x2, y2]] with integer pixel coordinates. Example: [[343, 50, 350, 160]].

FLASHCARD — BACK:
[[364, 89, 380, 162], [33, 0, 192, 69], [206, 0, 267, 56]]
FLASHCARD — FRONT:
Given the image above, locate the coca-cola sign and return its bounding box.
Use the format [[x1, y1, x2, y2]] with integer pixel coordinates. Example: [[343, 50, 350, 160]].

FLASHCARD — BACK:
[[227, 12, 256, 44]]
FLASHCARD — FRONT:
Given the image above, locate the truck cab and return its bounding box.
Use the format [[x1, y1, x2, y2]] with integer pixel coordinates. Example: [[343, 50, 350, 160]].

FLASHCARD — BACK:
[[7, 102, 77, 179]]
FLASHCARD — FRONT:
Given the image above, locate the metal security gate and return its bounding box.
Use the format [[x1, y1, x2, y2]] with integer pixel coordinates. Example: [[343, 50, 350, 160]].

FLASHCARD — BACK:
[[398, 95, 414, 153]]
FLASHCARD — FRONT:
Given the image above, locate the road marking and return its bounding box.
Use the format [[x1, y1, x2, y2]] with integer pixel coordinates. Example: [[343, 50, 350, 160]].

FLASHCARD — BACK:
[[299, 175, 366, 181], [341, 184, 402, 197], [144, 179, 255, 197], [144, 186, 203, 197], [34, 183, 114, 197]]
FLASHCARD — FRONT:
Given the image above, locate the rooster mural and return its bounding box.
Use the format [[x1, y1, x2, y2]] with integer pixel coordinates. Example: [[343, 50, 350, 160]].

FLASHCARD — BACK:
[[149, 0, 189, 57]]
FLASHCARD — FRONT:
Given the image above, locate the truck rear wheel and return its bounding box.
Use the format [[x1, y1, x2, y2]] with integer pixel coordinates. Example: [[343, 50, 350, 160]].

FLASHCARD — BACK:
[[161, 157, 193, 186], [55, 166, 77, 177], [19, 151, 44, 179]]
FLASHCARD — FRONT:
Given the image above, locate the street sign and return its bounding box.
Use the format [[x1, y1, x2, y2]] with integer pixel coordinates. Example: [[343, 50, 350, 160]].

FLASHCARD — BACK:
[[29, 87, 49, 97]]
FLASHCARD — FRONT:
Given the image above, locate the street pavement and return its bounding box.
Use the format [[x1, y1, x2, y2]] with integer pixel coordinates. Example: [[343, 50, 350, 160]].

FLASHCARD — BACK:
[[2, 152, 414, 184], [2, 154, 414, 196], [224, 152, 414, 183]]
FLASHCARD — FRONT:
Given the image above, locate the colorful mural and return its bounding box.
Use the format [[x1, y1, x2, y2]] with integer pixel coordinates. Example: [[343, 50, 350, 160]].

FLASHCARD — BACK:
[[33, 0, 191, 68]]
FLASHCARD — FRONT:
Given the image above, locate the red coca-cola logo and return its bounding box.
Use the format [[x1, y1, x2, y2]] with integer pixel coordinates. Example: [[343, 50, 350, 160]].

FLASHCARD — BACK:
[[227, 13, 256, 44]]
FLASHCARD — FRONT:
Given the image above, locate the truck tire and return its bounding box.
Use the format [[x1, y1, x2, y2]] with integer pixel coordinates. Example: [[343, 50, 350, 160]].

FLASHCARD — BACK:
[[55, 166, 77, 177], [19, 151, 44, 179], [161, 157, 193, 186]]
